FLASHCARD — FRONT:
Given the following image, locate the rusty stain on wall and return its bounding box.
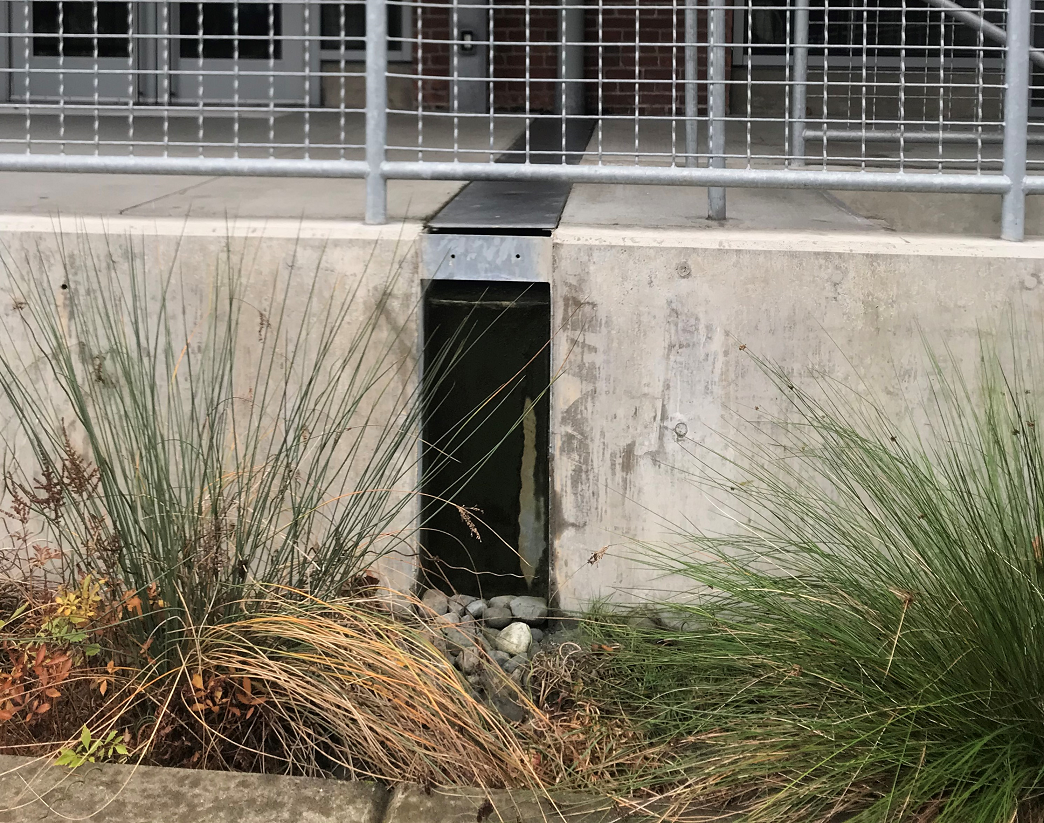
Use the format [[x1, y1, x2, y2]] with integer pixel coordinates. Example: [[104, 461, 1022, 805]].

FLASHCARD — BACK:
[[518, 395, 546, 588]]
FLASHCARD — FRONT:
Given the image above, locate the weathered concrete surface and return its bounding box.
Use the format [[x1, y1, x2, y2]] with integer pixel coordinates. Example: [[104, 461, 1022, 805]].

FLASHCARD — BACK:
[[0, 757, 685, 823], [549, 227, 1044, 608], [0, 171, 463, 223], [0, 216, 423, 596], [0, 755, 387, 823], [2, 214, 1044, 611], [828, 190, 1044, 238], [561, 183, 887, 233]]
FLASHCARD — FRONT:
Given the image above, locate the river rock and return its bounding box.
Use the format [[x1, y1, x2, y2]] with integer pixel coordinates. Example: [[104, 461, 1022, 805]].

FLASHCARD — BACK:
[[447, 628, 477, 655], [465, 599, 487, 619], [529, 628, 544, 643], [503, 653, 529, 675], [488, 595, 515, 609], [509, 596, 548, 625], [484, 604, 514, 629], [495, 622, 532, 656], [421, 589, 449, 615], [491, 650, 512, 666], [449, 594, 478, 610], [480, 668, 529, 722], [458, 647, 482, 675]]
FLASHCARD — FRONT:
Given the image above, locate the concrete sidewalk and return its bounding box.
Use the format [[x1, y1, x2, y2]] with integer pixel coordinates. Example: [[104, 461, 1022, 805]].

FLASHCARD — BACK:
[[1, 113, 1041, 236]]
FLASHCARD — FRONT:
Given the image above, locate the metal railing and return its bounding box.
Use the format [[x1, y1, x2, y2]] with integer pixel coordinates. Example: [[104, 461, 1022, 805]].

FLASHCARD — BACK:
[[0, 0, 1039, 238]]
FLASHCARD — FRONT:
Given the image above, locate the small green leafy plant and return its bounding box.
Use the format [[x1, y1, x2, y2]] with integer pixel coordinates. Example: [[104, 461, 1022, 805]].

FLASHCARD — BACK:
[[55, 725, 129, 768]]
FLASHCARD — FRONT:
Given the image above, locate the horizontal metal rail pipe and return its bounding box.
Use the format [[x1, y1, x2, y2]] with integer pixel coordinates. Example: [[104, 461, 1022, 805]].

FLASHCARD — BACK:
[[1016, 177, 1044, 194], [0, 155, 369, 178], [804, 129, 1044, 145], [383, 161, 1012, 194]]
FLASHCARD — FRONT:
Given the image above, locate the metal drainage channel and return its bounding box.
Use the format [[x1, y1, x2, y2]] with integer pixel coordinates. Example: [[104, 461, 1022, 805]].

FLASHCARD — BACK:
[[419, 120, 594, 284]]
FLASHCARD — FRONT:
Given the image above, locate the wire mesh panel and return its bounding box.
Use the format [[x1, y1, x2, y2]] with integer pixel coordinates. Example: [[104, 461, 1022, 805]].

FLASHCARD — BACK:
[[386, 1, 715, 165], [385, 0, 1020, 173], [0, 0, 1037, 234], [0, 0, 367, 166], [787, 0, 1009, 172], [1027, 0, 1044, 174]]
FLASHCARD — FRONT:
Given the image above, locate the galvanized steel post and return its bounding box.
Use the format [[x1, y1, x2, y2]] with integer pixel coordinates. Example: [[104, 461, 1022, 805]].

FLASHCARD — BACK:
[[708, 0, 727, 220], [684, 3, 697, 168], [1001, 0, 1030, 241], [366, 0, 388, 224], [791, 0, 809, 166]]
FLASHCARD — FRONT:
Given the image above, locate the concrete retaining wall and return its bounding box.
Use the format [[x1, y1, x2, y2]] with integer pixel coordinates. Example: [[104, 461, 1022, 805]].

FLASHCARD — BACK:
[[2, 216, 1043, 610], [549, 228, 1044, 606], [0, 217, 423, 596]]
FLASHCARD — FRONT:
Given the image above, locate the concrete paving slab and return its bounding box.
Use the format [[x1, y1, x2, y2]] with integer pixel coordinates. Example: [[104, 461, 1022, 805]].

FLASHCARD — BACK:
[[562, 121, 1044, 238], [121, 177, 466, 222], [0, 111, 1039, 236], [560, 183, 886, 233], [0, 756, 387, 823], [0, 111, 526, 222], [0, 171, 207, 215], [0, 171, 462, 222], [827, 190, 1044, 238], [0, 111, 524, 163]]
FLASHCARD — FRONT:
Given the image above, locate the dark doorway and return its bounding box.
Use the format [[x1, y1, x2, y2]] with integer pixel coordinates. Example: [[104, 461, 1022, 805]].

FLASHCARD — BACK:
[[421, 280, 551, 600]]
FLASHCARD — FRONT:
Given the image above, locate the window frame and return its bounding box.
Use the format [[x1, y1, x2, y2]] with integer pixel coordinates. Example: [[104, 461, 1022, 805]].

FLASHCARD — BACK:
[[318, 1, 412, 64]]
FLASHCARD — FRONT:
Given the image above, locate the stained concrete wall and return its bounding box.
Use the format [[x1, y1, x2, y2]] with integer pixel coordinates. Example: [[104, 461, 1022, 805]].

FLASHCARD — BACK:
[[0, 217, 423, 596], [2, 216, 1044, 611], [549, 228, 1044, 608]]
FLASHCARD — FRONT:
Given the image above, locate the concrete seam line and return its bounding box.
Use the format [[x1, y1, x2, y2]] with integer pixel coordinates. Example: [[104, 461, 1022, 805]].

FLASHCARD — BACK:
[[373, 783, 396, 823]]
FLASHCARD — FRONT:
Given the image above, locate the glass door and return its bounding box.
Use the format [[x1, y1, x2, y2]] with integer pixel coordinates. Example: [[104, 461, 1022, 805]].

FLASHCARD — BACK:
[[9, 0, 139, 101], [170, 1, 315, 105]]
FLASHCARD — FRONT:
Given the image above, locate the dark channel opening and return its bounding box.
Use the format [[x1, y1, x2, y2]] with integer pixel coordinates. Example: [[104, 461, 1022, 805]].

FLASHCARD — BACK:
[[421, 280, 551, 601]]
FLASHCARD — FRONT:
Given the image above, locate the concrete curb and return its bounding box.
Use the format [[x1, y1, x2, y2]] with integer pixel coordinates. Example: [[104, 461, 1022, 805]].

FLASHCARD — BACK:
[[0, 755, 385, 823], [0, 756, 653, 823]]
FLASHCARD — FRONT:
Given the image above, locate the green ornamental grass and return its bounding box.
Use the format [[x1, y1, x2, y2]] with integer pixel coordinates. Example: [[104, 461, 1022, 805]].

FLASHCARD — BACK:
[[0, 232, 438, 666], [0, 233, 554, 782], [586, 333, 1044, 822]]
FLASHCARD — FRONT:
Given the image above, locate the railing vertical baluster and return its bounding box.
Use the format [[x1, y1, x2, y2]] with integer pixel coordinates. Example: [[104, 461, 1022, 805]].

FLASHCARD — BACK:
[[791, 0, 809, 166], [708, 0, 726, 219], [685, 2, 697, 168], [366, 0, 389, 225], [1001, 0, 1030, 241]]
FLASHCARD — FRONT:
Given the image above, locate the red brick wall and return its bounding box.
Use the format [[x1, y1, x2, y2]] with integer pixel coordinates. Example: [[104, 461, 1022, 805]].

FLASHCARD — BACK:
[[586, 3, 733, 116], [491, 1, 560, 113], [412, 2, 731, 116], [414, 0, 453, 111]]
